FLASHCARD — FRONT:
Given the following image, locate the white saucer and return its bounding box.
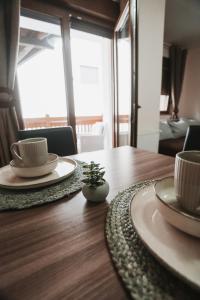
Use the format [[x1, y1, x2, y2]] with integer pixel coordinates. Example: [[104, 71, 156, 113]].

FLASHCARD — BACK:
[[130, 184, 200, 290], [0, 157, 77, 189], [10, 153, 58, 178], [154, 177, 200, 238]]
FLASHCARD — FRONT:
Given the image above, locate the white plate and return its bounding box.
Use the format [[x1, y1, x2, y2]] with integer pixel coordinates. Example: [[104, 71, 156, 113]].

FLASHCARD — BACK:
[[130, 184, 200, 290], [154, 177, 200, 238], [0, 158, 77, 189]]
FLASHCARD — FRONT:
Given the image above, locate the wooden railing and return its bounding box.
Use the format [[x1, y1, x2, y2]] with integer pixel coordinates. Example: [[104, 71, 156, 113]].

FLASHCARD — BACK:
[[23, 115, 129, 133], [76, 116, 102, 133]]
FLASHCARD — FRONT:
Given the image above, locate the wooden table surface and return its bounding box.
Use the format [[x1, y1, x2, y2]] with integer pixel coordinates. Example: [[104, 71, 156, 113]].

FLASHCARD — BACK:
[[0, 146, 175, 300]]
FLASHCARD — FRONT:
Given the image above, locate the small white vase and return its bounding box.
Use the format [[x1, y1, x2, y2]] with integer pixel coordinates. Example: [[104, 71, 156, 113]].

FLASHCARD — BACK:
[[82, 181, 109, 203]]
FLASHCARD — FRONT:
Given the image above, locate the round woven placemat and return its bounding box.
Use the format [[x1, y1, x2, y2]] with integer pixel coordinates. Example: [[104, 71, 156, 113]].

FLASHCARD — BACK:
[[106, 180, 199, 300], [0, 161, 84, 211]]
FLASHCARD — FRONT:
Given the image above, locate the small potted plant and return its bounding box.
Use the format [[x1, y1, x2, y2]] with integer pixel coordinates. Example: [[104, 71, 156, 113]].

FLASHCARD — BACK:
[[82, 161, 109, 202]]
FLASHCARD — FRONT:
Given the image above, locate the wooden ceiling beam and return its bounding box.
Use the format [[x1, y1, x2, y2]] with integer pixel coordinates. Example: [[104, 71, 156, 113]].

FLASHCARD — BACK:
[[20, 36, 54, 49], [18, 48, 42, 66], [18, 45, 34, 63]]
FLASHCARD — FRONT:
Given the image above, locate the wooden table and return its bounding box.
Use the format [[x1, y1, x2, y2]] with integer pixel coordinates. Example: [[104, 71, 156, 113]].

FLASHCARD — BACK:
[[0, 146, 175, 300]]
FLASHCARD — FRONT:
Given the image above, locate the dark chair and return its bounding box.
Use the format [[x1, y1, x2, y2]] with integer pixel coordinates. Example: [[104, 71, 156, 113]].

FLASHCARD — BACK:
[[18, 127, 77, 156], [183, 125, 200, 151]]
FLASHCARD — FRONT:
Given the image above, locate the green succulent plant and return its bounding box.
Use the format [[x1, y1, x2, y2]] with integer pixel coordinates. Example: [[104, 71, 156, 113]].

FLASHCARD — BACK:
[[82, 161, 105, 188]]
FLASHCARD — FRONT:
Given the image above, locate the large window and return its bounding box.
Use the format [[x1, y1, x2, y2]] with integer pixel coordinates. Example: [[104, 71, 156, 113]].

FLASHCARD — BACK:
[[18, 15, 67, 128], [17, 10, 113, 152]]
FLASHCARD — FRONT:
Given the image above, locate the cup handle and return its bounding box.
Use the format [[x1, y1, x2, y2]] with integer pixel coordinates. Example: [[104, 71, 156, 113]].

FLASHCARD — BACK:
[[10, 143, 23, 162]]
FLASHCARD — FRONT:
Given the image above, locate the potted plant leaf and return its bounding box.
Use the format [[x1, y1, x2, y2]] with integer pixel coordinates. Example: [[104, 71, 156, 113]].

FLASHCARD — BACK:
[[82, 161, 109, 202]]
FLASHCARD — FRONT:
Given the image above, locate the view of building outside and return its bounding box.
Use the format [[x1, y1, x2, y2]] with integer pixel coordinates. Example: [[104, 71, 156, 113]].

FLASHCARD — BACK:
[[71, 29, 104, 117]]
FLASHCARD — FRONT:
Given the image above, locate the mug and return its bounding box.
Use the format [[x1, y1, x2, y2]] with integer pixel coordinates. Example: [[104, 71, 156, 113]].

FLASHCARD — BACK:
[[11, 138, 48, 167], [174, 151, 200, 213]]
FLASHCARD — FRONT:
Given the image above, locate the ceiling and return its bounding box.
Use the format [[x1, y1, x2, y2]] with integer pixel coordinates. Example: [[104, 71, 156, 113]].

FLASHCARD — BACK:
[[164, 0, 200, 49]]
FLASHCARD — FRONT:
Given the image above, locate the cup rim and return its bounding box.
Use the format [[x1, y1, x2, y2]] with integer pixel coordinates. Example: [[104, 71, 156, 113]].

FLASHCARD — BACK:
[[18, 137, 47, 144], [176, 150, 200, 165]]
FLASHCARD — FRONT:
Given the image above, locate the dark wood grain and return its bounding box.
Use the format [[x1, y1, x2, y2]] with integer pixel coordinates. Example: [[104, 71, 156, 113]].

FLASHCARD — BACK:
[[0, 146, 174, 300], [21, 0, 119, 27], [48, 0, 120, 23]]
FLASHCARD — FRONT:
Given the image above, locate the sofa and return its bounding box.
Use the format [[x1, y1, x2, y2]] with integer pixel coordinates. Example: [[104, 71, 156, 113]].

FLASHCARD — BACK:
[[159, 118, 200, 157]]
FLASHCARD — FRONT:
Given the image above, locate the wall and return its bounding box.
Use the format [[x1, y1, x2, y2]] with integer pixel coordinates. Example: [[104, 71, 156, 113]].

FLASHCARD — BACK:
[[179, 48, 200, 120], [137, 0, 166, 152]]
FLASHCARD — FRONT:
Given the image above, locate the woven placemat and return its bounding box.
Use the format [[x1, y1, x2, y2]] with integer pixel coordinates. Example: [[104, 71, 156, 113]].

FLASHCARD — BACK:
[[106, 180, 199, 300], [0, 161, 84, 211]]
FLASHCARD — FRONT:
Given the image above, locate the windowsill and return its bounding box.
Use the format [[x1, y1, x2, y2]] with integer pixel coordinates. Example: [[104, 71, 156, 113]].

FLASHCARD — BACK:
[[160, 111, 170, 115]]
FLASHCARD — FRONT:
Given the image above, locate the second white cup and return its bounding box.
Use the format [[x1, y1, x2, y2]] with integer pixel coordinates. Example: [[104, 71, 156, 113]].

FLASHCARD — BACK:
[[174, 151, 200, 213]]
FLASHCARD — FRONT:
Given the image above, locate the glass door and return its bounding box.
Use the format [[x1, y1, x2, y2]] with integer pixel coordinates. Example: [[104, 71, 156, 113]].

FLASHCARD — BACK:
[[70, 29, 112, 153], [114, 0, 137, 147]]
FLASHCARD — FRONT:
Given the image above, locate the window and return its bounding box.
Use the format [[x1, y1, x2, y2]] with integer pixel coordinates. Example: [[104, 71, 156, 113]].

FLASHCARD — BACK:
[[18, 14, 68, 129], [160, 57, 170, 113], [17, 8, 113, 153], [160, 95, 169, 111]]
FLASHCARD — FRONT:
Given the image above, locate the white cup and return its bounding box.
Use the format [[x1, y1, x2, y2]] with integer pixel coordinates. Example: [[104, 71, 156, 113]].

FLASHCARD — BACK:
[[174, 151, 200, 213], [11, 138, 48, 167]]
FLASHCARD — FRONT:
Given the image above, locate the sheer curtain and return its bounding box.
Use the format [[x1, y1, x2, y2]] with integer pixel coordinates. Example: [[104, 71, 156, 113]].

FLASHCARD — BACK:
[[0, 0, 22, 166]]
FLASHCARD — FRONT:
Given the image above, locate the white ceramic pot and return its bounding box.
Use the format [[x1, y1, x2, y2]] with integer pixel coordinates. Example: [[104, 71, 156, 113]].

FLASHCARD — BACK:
[[82, 181, 109, 203]]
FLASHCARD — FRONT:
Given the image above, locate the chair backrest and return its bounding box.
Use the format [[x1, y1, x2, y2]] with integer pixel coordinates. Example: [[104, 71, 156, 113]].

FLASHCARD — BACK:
[[183, 125, 200, 151], [18, 127, 77, 156]]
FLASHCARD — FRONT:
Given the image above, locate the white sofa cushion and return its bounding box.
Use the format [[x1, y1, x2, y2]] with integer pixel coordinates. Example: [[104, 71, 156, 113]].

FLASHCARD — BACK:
[[168, 119, 189, 138], [159, 117, 200, 141], [159, 121, 174, 140]]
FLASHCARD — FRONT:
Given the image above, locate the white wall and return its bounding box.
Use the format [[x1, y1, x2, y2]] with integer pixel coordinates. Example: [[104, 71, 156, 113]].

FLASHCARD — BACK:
[[179, 48, 200, 120], [137, 0, 166, 152]]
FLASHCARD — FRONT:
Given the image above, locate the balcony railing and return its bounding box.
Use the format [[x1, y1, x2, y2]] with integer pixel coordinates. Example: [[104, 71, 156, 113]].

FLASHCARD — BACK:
[[23, 115, 129, 133]]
